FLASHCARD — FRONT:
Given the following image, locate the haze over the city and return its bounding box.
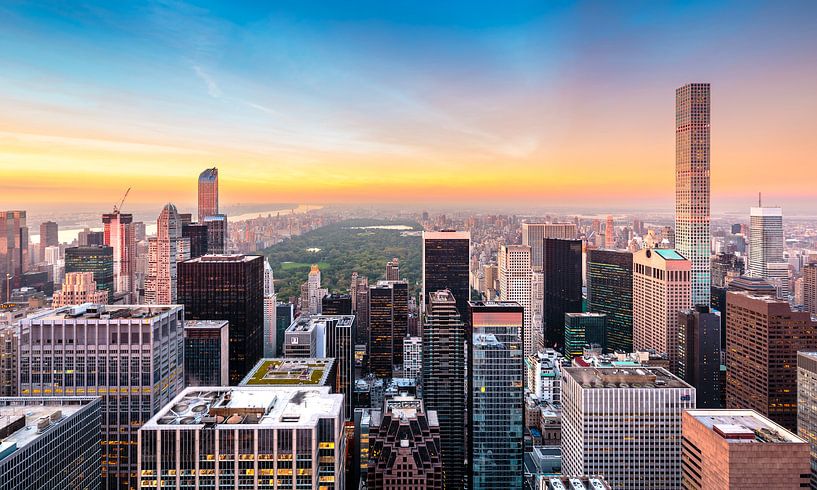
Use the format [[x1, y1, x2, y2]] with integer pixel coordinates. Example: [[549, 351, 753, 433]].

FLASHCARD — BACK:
[[1, 1, 816, 212]]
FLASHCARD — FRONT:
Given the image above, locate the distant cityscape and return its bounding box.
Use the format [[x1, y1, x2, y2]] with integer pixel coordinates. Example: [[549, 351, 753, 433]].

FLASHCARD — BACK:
[[2, 82, 817, 490]]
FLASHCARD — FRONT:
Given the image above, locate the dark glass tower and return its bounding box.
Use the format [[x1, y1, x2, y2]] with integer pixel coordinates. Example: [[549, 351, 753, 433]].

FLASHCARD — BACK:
[[422, 231, 470, 317], [677, 306, 721, 408], [275, 303, 294, 357], [542, 238, 582, 350], [182, 223, 209, 259], [184, 320, 229, 386], [203, 214, 227, 254], [322, 293, 353, 316], [587, 249, 633, 352], [564, 312, 608, 357], [64, 245, 114, 302], [368, 281, 408, 378], [178, 254, 264, 384], [422, 290, 467, 490]]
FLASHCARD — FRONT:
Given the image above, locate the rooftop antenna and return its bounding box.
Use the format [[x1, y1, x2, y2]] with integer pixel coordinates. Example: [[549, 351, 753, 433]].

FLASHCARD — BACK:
[[758, 192, 762, 207]]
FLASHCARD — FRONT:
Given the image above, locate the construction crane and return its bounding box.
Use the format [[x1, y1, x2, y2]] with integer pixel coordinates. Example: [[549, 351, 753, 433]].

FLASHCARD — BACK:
[[113, 187, 131, 214]]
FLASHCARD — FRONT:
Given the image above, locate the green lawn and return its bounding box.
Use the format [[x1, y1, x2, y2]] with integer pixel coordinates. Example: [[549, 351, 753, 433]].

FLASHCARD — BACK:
[[280, 261, 330, 271]]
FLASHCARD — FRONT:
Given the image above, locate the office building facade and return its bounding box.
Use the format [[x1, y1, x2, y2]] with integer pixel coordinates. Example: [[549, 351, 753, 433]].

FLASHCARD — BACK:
[[562, 367, 695, 490], [587, 249, 633, 352], [178, 254, 265, 384], [498, 244, 534, 357], [521, 222, 578, 272], [184, 320, 229, 386], [469, 301, 524, 489], [38, 220, 58, 263], [197, 167, 218, 222], [677, 306, 721, 408], [564, 312, 607, 358], [102, 211, 135, 301], [0, 211, 28, 301], [51, 271, 108, 307], [542, 238, 582, 349], [633, 248, 691, 370], [138, 386, 345, 489], [65, 245, 114, 303], [145, 203, 190, 305], [181, 222, 209, 259], [368, 280, 408, 378], [422, 290, 467, 489], [726, 291, 817, 431], [422, 231, 470, 317], [797, 351, 817, 488], [19, 304, 185, 489]]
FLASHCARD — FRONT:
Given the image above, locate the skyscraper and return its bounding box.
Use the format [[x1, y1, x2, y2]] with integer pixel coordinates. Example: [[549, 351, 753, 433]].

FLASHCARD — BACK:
[[726, 290, 817, 431], [562, 367, 695, 490], [385, 257, 400, 281], [178, 255, 265, 384], [184, 319, 229, 386], [0, 211, 28, 301], [275, 302, 294, 356], [797, 351, 817, 487], [38, 220, 58, 263], [498, 244, 533, 356], [0, 396, 101, 490], [633, 248, 691, 371], [64, 245, 114, 303], [181, 222, 209, 258], [422, 290, 467, 489], [19, 304, 185, 489], [263, 259, 277, 357], [203, 214, 227, 254], [351, 272, 370, 345], [51, 271, 108, 307], [604, 215, 614, 248], [145, 203, 190, 304], [682, 409, 810, 488], [521, 222, 578, 272], [587, 249, 633, 352], [366, 395, 443, 490], [748, 204, 788, 297], [306, 264, 328, 315], [102, 211, 135, 301], [564, 312, 607, 357], [675, 82, 711, 306], [677, 305, 721, 408], [322, 293, 353, 316], [468, 301, 524, 489], [197, 166, 218, 222], [368, 280, 408, 378], [542, 238, 582, 349], [422, 230, 470, 317], [138, 386, 346, 489], [804, 262, 817, 315]]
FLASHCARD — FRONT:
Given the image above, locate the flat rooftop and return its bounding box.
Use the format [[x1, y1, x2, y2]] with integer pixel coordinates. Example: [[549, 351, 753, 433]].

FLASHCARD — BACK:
[[25, 304, 179, 322], [240, 358, 335, 386], [686, 409, 804, 444], [143, 386, 342, 430], [184, 319, 229, 330], [184, 254, 260, 263], [286, 315, 354, 333], [564, 366, 691, 389], [652, 249, 687, 261], [542, 477, 611, 490], [0, 403, 84, 460]]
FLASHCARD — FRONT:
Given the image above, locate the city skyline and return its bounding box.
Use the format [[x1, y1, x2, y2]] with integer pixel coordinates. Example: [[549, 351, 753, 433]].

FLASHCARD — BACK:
[[1, 2, 817, 210]]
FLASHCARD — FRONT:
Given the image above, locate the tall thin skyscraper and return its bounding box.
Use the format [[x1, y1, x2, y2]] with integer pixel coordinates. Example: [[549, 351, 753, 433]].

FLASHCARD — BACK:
[[38, 220, 58, 262], [604, 215, 614, 248], [368, 280, 408, 378], [422, 290, 467, 489], [145, 203, 190, 304], [675, 82, 711, 306], [422, 230, 470, 316], [197, 166, 219, 222], [521, 222, 577, 272], [102, 211, 135, 301], [468, 301, 524, 489], [498, 244, 533, 357]]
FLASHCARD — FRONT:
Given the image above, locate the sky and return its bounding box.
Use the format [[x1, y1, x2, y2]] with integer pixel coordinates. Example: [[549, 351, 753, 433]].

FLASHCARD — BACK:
[[1, 1, 816, 213]]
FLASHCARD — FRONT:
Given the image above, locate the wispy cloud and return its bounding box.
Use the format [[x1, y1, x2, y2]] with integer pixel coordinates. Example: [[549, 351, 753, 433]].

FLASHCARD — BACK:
[[242, 101, 277, 115], [192, 64, 221, 98]]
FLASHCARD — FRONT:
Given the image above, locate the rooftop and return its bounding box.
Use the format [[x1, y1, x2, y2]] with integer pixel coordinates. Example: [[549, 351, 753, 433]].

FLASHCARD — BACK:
[[541, 476, 611, 490], [686, 409, 805, 444], [423, 230, 470, 240], [564, 366, 691, 389], [184, 254, 259, 263], [286, 314, 354, 334], [0, 400, 89, 461], [652, 248, 687, 261], [240, 358, 335, 386], [184, 319, 228, 330], [142, 386, 342, 429], [25, 304, 180, 322]]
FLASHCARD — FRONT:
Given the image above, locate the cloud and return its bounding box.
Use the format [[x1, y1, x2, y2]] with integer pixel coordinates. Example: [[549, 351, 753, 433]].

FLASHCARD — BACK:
[[192, 64, 222, 98]]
